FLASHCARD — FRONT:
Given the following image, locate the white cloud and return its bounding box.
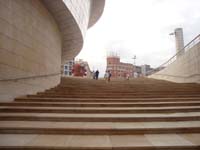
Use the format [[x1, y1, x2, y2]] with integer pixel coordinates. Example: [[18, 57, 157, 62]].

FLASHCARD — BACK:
[[76, 0, 200, 77]]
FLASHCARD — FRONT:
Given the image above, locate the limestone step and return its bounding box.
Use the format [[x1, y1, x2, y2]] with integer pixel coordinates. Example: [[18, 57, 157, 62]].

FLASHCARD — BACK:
[[54, 87, 200, 91], [1, 121, 200, 128], [39, 91, 200, 94], [1, 106, 200, 114], [2, 77, 200, 149], [36, 91, 200, 95], [1, 127, 200, 135], [0, 134, 199, 149], [53, 87, 200, 91], [47, 90, 200, 94], [35, 94, 200, 99], [15, 97, 200, 103], [3, 101, 200, 107], [27, 94, 200, 98], [1, 112, 200, 122], [0, 121, 200, 134]]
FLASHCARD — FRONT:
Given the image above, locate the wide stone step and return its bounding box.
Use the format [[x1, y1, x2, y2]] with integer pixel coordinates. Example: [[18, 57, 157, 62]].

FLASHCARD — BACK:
[[1, 127, 200, 135], [37, 89, 200, 94], [1, 106, 200, 114], [0, 121, 200, 134], [53, 88, 200, 91], [52, 88, 200, 91], [0, 134, 199, 149], [55, 84, 200, 88], [1, 112, 200, 122], [1, 121, 200, 128], [27, 94, 200, 98], [2, 101, 200, 107], [47, 91, 200, 95], [15, 97, 200, 103]]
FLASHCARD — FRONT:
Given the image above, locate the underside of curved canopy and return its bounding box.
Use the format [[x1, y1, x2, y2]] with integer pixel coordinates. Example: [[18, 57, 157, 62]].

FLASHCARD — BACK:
[[41, 0, 105, 63]]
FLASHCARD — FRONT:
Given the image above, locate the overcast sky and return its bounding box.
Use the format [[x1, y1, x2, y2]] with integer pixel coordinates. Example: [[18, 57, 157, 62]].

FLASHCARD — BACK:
[[76, 0, 200, 76]]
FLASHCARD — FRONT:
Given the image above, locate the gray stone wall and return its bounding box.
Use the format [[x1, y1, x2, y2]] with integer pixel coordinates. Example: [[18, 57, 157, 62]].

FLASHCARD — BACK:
[[150, 42, 200, 83], [0, 0, 62, 101]]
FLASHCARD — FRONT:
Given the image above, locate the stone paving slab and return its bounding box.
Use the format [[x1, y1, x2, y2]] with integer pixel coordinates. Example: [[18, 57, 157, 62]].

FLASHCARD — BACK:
[[0, 134, 199, 147]]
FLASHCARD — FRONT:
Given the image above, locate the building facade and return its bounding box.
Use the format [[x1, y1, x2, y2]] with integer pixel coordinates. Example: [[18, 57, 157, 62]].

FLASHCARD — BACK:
[[0, 0, 105, 101], [135, 66, 142, 76], [141, 64, 154, 76], [63, 60, 75, 76], [106, 56, 134, 78]]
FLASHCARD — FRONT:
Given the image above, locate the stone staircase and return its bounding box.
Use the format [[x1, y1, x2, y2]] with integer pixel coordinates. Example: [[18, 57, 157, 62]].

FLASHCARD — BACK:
[[0, 77, 200, 149]]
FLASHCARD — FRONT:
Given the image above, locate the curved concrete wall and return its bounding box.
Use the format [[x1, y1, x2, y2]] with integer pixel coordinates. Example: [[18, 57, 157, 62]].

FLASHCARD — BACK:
[[0, 0, 105, 101], [42, 0, 105, 63], [0, 0, 62, 101], [150, 42, 200, 83], [88, 0, 106, 28]]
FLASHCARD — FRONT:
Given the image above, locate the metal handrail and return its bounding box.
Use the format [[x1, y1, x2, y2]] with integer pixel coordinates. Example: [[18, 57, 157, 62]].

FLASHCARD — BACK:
[[0, 72, 61, 82], [149, 34, 200, 75]]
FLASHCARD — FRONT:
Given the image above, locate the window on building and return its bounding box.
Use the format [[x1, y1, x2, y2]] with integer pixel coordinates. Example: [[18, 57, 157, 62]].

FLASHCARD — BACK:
[[64, 71, 68, 75], [64, 66, 68, 70]]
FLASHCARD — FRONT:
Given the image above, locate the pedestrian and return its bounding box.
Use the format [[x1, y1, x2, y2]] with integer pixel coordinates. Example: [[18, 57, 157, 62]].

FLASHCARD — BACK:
[[92, 70, 95, 79], [95, 70, 99, 80], [134, 72, 138, 78], [126, 73, 130, 80], [108, 70, 111, 82], [104, 71, 108, 80]]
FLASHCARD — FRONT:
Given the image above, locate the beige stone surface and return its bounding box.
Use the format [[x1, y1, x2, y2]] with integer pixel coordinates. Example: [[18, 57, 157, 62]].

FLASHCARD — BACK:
[[181, 133, 200, 145], [26, 135, 70, 146], [0, 134, 199, 148], [0, 74, 200, 149], [0, 134, 37, 146], [42, 0, 105, 62], [0, 0, 105, 101], [1, 112, 200, 117], [66, 135, 111, 147], [0, 0, 61, 101], [0, 121, 200, 129], [110, 135, 152, 147], [145, 134, 194, 146]]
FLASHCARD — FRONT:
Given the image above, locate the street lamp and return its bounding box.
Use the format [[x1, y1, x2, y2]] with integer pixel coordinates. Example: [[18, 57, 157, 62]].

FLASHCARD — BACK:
[[169, 32, 175, 36], [132, 55, 136, 65], [132, 55, 136, 78]]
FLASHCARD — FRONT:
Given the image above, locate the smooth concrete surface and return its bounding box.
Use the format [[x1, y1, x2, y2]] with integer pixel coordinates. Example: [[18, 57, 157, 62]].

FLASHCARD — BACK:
[[150, 42, 200, 83]]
